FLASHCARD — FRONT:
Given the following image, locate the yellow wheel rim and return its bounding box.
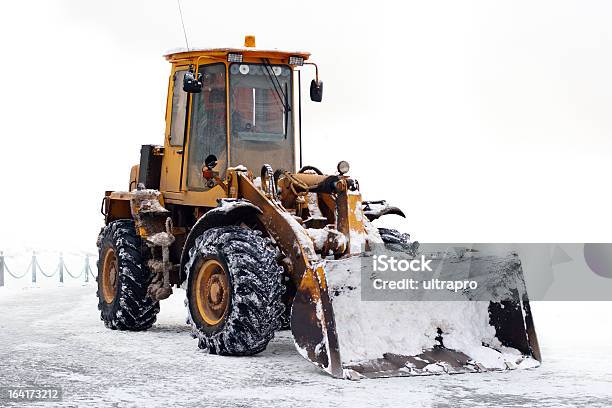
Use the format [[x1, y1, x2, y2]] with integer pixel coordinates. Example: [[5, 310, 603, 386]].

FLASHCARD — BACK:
[[194, 259, 230, 326], [102, 248, 118, 304]]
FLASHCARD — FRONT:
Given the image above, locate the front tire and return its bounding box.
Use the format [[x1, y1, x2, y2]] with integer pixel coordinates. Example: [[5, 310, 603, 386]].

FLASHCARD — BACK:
[[185, 226, 284, 356], [96, 220, 159, 331]]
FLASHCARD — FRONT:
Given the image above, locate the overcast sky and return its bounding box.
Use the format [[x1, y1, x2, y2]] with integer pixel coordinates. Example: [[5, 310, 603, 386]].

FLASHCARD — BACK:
[[1, 1, 611, 253]]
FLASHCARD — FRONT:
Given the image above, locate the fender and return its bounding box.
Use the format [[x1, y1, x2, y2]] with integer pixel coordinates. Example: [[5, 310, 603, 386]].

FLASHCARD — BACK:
[[178, 199, 262, 284], [103, 189, 170, 239]]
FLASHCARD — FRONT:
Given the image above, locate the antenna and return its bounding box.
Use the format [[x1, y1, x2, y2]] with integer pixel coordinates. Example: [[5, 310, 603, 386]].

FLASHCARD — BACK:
[[176, 0, 190, 51]]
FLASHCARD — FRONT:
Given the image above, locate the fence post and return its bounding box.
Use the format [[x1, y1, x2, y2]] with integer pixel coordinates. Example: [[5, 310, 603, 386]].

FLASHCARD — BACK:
[[59, 253, 64, 284], [0, 251, 4, 287], [84, 255, 90, 283], [31, 251, 37, 284]]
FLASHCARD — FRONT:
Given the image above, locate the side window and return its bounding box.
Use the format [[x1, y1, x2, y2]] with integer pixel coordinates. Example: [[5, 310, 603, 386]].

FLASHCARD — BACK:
[[170, 70, 188, 146], [187, 64, 227, 190]]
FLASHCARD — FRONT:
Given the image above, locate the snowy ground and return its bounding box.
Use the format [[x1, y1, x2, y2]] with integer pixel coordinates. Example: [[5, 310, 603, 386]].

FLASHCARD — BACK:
[[0, 285, 611, 407]]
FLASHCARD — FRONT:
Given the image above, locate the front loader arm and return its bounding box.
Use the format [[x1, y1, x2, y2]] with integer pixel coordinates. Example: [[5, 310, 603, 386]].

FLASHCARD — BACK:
[[235, 171, 344, 377], [236, 172, 315, 286]]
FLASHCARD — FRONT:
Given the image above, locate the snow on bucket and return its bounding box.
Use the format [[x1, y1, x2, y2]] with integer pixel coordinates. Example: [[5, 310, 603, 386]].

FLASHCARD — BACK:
[[291, 251, 540, 379]]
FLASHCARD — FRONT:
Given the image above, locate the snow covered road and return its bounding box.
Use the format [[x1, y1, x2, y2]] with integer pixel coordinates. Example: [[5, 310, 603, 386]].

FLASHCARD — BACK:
[[0, 286, 611, 407]]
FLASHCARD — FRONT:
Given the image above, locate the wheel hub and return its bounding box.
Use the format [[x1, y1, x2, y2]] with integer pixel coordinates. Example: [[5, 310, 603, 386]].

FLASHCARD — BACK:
[[102, 248, 118, 304], [207, 275, 226, 310], [195, 259, 230, 325]]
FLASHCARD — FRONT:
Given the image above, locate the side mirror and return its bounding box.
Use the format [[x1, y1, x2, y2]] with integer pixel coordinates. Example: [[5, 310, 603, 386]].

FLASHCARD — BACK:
[[204, 154, 218, 170], [183, 70, 202, 93], [310, 80, 323, 102]]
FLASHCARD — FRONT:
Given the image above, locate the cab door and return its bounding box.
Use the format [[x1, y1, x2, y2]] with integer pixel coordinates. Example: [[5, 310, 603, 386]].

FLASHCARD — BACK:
[[161, 69, 189, 193]]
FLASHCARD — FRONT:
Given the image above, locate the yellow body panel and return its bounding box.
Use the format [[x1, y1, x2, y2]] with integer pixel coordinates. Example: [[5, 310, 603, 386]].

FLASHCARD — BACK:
[[162, 186, 226, 207]]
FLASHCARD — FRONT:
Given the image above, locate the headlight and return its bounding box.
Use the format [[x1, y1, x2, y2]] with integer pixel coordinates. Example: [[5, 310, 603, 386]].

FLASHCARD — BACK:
[[337, 160, 350, 175]]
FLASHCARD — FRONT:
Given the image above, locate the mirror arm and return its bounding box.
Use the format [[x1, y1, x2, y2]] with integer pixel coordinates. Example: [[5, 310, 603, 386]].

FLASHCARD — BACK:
[[183, 55, 224, 93], [192, 55, 218, 78], [304, 62, 319, 82]]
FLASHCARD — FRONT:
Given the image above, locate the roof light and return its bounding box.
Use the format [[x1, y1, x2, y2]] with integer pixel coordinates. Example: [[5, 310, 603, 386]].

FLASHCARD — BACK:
[[289, 55, 304, 66], [227, 53, 243, 63], [244, 35, 256, 48]]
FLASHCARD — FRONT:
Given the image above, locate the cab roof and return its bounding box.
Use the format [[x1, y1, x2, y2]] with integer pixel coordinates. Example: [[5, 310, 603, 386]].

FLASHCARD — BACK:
[[164, 47, 311, 63]]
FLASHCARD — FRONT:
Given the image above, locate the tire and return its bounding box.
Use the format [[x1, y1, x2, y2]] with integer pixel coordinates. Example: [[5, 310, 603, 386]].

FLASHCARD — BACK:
[[378, 227, 418, 255], [96, 219, 159, 331], [185, 226, 285, 356]]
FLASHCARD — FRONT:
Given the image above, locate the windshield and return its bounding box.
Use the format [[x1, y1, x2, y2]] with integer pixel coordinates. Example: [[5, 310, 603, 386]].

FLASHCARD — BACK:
[[229, 63, 295, 173]]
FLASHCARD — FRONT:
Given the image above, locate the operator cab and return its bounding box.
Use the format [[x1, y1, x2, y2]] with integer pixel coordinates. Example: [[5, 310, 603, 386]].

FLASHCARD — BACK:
[[162, 36, 322, 195]]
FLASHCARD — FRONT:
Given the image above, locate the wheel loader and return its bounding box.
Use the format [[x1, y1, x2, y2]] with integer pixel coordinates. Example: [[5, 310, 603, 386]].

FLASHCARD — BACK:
[[97, 36, 541, 379]]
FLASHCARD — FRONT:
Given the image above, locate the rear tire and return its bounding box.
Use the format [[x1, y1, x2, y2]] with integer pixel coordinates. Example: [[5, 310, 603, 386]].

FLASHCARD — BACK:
[[96, 220, 159, 331], [185, 226, 284, 356]]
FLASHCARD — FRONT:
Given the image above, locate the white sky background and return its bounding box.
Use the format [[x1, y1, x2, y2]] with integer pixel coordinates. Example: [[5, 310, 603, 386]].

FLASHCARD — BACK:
[[0, 1, 611, 253]]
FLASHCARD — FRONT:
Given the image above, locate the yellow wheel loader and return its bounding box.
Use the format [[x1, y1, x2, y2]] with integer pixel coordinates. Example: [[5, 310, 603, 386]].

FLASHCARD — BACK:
[[97, 36, 540, 379]]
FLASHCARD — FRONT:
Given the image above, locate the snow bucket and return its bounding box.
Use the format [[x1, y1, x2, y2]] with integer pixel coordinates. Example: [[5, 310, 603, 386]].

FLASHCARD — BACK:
[[290, 249, 541, 379]]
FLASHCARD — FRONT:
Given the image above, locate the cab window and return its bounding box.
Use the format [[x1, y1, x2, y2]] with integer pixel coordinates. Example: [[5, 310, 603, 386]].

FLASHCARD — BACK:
[[170, 70, 188, 147]]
